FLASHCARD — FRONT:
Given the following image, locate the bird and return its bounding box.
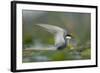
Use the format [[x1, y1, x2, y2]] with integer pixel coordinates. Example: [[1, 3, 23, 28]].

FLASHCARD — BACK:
[[35, 24, 72, 50]]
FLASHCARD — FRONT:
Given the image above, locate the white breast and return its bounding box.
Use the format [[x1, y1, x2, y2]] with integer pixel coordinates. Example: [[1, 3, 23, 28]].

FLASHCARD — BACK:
[[55, 33, 65, 47]]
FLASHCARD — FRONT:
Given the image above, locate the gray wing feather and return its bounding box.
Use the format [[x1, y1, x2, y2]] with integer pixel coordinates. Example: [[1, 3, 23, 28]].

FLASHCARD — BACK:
[[36, 24, 67, 47], [36, 24, 65, 34]]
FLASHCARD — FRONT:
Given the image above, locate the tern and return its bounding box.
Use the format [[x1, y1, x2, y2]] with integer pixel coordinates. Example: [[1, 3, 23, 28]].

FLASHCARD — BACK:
[[25, 24, 72, 51], [35, 24, 72, 50]]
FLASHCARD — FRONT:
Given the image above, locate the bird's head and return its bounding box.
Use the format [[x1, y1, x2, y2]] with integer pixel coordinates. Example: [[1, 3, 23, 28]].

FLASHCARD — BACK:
[[65, 34, 78, 50], [64, 34, 73, 45], [65, 34, 72, 40]]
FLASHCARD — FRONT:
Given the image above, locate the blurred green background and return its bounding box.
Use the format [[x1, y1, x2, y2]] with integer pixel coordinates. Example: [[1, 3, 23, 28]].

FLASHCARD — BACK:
[[22, 10, 91, 63]]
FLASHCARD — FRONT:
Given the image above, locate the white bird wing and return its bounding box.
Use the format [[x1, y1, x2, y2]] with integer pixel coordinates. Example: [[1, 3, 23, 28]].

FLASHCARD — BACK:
[[36, 24, 67, 46], [36, 24, 64, 34]]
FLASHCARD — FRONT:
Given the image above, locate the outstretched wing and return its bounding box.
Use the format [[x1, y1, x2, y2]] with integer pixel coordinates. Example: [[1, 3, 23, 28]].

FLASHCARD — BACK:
[[36, 24, 65, 34], [36, 24, 67, 46]]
